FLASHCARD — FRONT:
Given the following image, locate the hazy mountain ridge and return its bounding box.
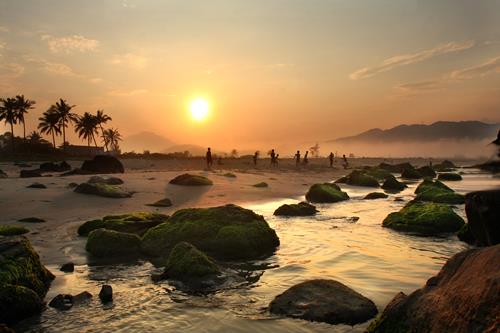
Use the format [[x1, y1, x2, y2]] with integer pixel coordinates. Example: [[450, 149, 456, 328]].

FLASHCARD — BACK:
[[122, 131, 175, 153]]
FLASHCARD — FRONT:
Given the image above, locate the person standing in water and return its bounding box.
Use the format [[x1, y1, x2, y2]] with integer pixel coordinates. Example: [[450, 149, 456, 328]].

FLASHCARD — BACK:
[[206, 147, 213, 169], [329, 152, 334, 167], [303, 151, 309, 165], [270, 149, 276, 166], [342, 154, 348, 169], [253, 151, 259, 166], [295, 150, 301, 166]]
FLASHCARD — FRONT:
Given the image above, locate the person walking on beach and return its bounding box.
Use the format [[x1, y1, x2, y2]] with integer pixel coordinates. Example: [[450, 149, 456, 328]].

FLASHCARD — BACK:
[[206, 147, 213, 169], [329, 152, 334, 167], [275, 154, 280, 166], [295, 150, 301, 166], [342, 154, 348, 169], [303, 151, 309, 165], [270, 149, 276, 166], [253, 151, 259, 166]]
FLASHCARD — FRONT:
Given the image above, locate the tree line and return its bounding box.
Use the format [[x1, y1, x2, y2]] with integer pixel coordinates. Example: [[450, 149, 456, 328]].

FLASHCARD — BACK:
[[0, 95, 121, 153]]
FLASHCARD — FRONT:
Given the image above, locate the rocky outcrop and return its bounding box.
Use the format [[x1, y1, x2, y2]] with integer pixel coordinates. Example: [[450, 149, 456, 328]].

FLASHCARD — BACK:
[[366, 244, 500, 333], [78, 212, 168, 236], [401, 167, 422, 180], [305, 183, 349, 203], [417, 166, 436, 178], [273, 202, 318, 216], [0, 225, 29, 236], [464, 190, 500, 246], [38, 161, 71, 173], [99, 285, 113, 303], [378, 162, 414, 174], [85, 229, 141, 257], [270, 279, 377, 325], [381, 176, 407, 192], [74, 182, 132, 198], [414, 179, 464, 204], [169, 173, 213, 186], [81, 155, 124, 174]]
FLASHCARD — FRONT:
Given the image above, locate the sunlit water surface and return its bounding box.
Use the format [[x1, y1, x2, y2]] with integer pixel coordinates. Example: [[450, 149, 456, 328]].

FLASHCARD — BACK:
[[15, 169, 499, 333]]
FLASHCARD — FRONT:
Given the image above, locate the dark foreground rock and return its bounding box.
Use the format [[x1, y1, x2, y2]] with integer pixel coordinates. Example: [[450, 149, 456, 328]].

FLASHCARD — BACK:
[[366, 244, 500, 333], [305, 183, 349, 203], [99, 285, 113, 303], [274, 202, 318, 216], [78, 212, 168, 236], [381, 176, 407, 192], [0, 236, 54, 324], [74, 182, 132, 198], [437, 172, 462, 181], [20, 169, 42, 178], [169, 173, 213, 186], [464, 190, 500, 246], [270, 279, 377, 325], [81, 155, 124, 174], [48, 291, 92, 311], [86, 229, 141, 257], [87, 175, 124, 185], [60, 262, 75, 272]]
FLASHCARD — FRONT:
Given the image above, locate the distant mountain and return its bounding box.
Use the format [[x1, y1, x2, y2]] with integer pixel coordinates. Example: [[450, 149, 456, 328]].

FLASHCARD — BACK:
[[331, 121, 499, 143], [162, 144, 206, 156], [122, 131, 175, 153]]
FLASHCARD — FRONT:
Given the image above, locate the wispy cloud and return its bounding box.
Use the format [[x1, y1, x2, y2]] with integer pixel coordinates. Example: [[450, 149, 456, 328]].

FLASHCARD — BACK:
[[111, 53, 148, 69], [23, 55, 102, 84], [449, 56, 500, 80], [350, 40, 475, 80], [0, 26, 9, 33], [41, 34, 99, 54], [0, 62, 25, 93], [107, 89, 148, 96]]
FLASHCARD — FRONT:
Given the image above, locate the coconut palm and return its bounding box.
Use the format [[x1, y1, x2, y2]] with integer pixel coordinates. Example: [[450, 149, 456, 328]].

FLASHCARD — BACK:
[[102, 128, 122, 152], [0, 97, 18, 152], [15, 95, 36, 141], [51, 99, 77, 149], [38, 108, 62, 148], [28, 131, 43, 145], [95, 109, 112, 151], [74, 112, 99, 149]]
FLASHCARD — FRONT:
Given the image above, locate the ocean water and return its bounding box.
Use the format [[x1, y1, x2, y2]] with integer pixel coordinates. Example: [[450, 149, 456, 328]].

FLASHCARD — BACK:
[[14, 168, 499, 333]]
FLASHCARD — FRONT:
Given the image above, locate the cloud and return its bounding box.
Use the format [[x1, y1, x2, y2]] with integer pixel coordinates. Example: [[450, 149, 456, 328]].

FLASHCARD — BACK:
[[0, 62, 25, 93], [0, 26, 9, 33], [395, 80, 440, 93], [350, 40, 475, 80], [107, 89, 148, 96], [111, 53, 148, 69], [41, 34, 99, 54], [449, 56, 500, 80], [22, 55, 101, 84]]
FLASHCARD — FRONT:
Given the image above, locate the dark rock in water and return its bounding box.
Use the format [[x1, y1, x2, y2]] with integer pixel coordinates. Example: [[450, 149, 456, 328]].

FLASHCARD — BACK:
[[417, 166, 436, 178], [335, 170, 379, 187], [87, 175, 124, 185], [437, 172, 462, 181], [0, 225, 29, 236], [141, 204, 280, 260], [49, 294, 73, 310], [60, 262, 75, 272], [381, 176, 407, 192], [81, 155, 124, 174], [99, 285, 113, 303], [465, 190, 500, 246], [17, 217, 45, 223], [269, 279, 377, 325], [401, 167, 422, 179], [253, 182, 268, 188], [72, 291, 92, 304], [274, 202, 318, 216], [169, 173, 213, 186], [146, 198, 173, 207], [20, 169, 42, 178], [364, 192, 388, 200], [434, 160, 457, 172], [378, 162, 414, 173], [0, 169, 7, 178], [74, 182, 132, 198], [39, 161, 71, 173], [26, 182, 46, 189], [0, 324, 15, 333], [0, 236, 54, 324], [362, 167, 393, 181], [414, 179, 464, 204], [67, 182, 78, 188], [382, 201, 464, 236], [366, 244, 500, 333], [14, 162, 31, 168], [305, 183, 349, 203], [394, 197, 404, 202], [78, 212, 168, 236], [474, 160, 500, 173], [457, 223, 475, 244], [86, 229, 141, 257]]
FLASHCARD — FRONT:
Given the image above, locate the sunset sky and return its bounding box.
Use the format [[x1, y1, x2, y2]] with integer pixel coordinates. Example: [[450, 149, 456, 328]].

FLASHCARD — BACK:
[[1, 0, 499, 151]]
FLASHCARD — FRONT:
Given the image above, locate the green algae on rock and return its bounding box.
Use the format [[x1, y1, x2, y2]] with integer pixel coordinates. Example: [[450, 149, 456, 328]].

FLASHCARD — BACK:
[[381, 175, 407, 192], [335, 170, 380, 187], [86, 229, 141, 257], [364, 192, 389, 200], [169, 173, 213, 186], [78, 212, 169, 236], [274, 202, 318, 216], [74, 182, 132, 198], [305, 183, 349, 203], [0, 225, 29, 236], [414, 179, 464, 204]]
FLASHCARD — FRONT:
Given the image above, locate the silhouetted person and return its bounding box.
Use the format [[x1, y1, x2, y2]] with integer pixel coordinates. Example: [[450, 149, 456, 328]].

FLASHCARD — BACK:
[[270, 149, 276, 166], [342, 154, 348, 169], [295, 150, 301, 166], [329, 152, 334, 167], [206, 147, 213, 169], [275, 154, 280, 166], [253, 151, 258, 166], [303, 151, 309, 165]]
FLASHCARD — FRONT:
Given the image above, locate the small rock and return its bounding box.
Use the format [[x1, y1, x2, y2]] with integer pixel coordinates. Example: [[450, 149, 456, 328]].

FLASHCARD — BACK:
[[49, 294, 73, 310], [20, 170, 42, 178], [364, 192, 389, 200], [99, 285, 113, 303], [72, 291, 92, 305], [60, 262, 74, 272], [67, 182, 78, 188], [26, 183, 47, 189], [146, 198, 173, 207], [17, 217, 46, 223], [253, 182, 269, 188]]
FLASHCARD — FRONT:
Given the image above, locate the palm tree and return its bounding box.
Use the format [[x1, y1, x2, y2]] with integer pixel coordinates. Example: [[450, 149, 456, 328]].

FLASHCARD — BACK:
[[28, 131, 43, 145], [0, 97, 18, 152], [102, 128, 122, 152], [95, 110, 112, 151], [74, 112, 99, 150], [38, 108, 62, 148], [15, 95, 36, 142], [52, 99, 77, 149]]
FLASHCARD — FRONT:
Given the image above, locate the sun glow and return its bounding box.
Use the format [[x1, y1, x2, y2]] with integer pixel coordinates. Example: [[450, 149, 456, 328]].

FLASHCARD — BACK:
[[189, 98, 210, 121]]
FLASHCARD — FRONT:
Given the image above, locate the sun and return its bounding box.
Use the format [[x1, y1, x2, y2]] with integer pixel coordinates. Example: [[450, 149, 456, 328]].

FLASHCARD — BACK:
[[189, 98, 210, 121]]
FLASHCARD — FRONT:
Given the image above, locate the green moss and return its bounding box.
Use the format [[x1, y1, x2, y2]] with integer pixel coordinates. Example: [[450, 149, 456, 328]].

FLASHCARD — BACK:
[[141, 204, 280, 260], [364, 192, 389, 200], [273, 202, 318, 216], [414, 179, 464, 204], [365, 314, 409, 333], [253, 182, 268, 188], [364, 168, 394, 181], [86, 229, 141, 257], [437, 173, 462, 181], [336, 170, 380, 187], [163, 242, 220, 279], [169, 173, 213, 186], [0, 225, 29, 236], [305, 183, 350, 203], [74, 182, 132, 198], [382, 201, 465, 236], [0, 284, 43, 324], [78, 212, 169, 236]]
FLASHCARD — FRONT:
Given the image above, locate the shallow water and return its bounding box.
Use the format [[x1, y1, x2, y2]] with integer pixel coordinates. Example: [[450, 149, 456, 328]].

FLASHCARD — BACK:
[[14, 169, 499, 333]]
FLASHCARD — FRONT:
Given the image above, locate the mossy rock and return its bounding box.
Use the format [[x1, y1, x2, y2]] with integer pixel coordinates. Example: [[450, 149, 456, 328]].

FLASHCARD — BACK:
[[414, 179, 464, 204], [305, 183, 349, 203], [335, 170, 379, 187], [74, 182, 132, 198], [253, 182, 268, 188], [417, 166, 436, 178], [438, 173, 462, 181], [363, 167, 393, 181], [78, 212, 169, 236], [0, 225, 29, 236], [378, 162, 414, 173], [401, 167, 422, 179], [381, 176, 407, 192], [364, 192, 389, 200], [141, 204, 280, 260], [0, 284, 44, 324], [382, 201, 465, 236], [457, 223, 475, 245], [274, 202, 318, 216], [146, 198, 173, 207], [86, 229, 141, 257], [222, 172, 236, 178], [169, 173, 213, 186], [434, 160, 456, 171]]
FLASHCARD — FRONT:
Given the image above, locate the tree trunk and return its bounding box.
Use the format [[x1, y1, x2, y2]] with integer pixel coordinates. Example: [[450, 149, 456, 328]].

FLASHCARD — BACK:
[[62, 119, 66, 150], [99, 124, 108, 152], [51, 131, 56, 149], [10, 122, 14, 153], [92, 133, 98, 148]]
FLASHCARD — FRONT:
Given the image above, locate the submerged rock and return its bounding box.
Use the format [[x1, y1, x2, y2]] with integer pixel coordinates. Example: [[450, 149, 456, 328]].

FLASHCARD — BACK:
[[382, 201, 464, 236], [20, 169, 42, 178], [414, 179, 464, 204], [305, 183, 349, 203], [417, 166, 436, 178], [78, 212, 168, 236], [17, 217, 45, 223], [0, 225, 29, 236], [269, 279, 377, 325], [437, 173, 462, 181], [86, 229, 141, 257], [81, 155, 124, 174], [60, 262, 75, 272], [74, 182, 132, 198], [26, 182, 46, 189], [99, 285, 113, 303], [87, 175, 124, 185], [366, 244, 500, 333], [364, 192, 389, 200], [49, 294, 73, 310], [274, 202, 318, 216], [335, 170, 379, 187], [146, 198, 173, 207], [253, 182, 268, 188], [362, 167, 394, 181], [169, 173, 213, 186], [141, 204, 280, 260], [401, 167, 422, 180], [464, 190, 500, 246], [381, 176, 407, 192]]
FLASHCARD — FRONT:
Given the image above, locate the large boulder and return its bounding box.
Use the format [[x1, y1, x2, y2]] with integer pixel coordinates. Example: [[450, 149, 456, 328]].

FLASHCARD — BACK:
[[269, 279, 377, 325], [74, 182, 132, 198], [78, 212, 169, 236], [169, 173, 213, 186], [20, 169, 42, 178], [401, 167, 422, 180], [81, 155, 124, 174], [381, 175, 407, 192], [85, 229, 141, 257], [378, 162, 414, 174], [464, 190, 500, 246], [273, 202, 318, 216], [414, 179, 464, 204], [361, 167, 394, 181], [417, 166, 436, 178], [433, 160, 456, 172], [336, 170, 379, 187], [305, 183, 349, 203], [0, 236, 55, 324], [475, 160, 500, 173], [141, 204, 280, 260], [382, 201, 465, 236], [437, 173, 462, 181], [366, 244, 500, 333], [39, 161, 71, 173]]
